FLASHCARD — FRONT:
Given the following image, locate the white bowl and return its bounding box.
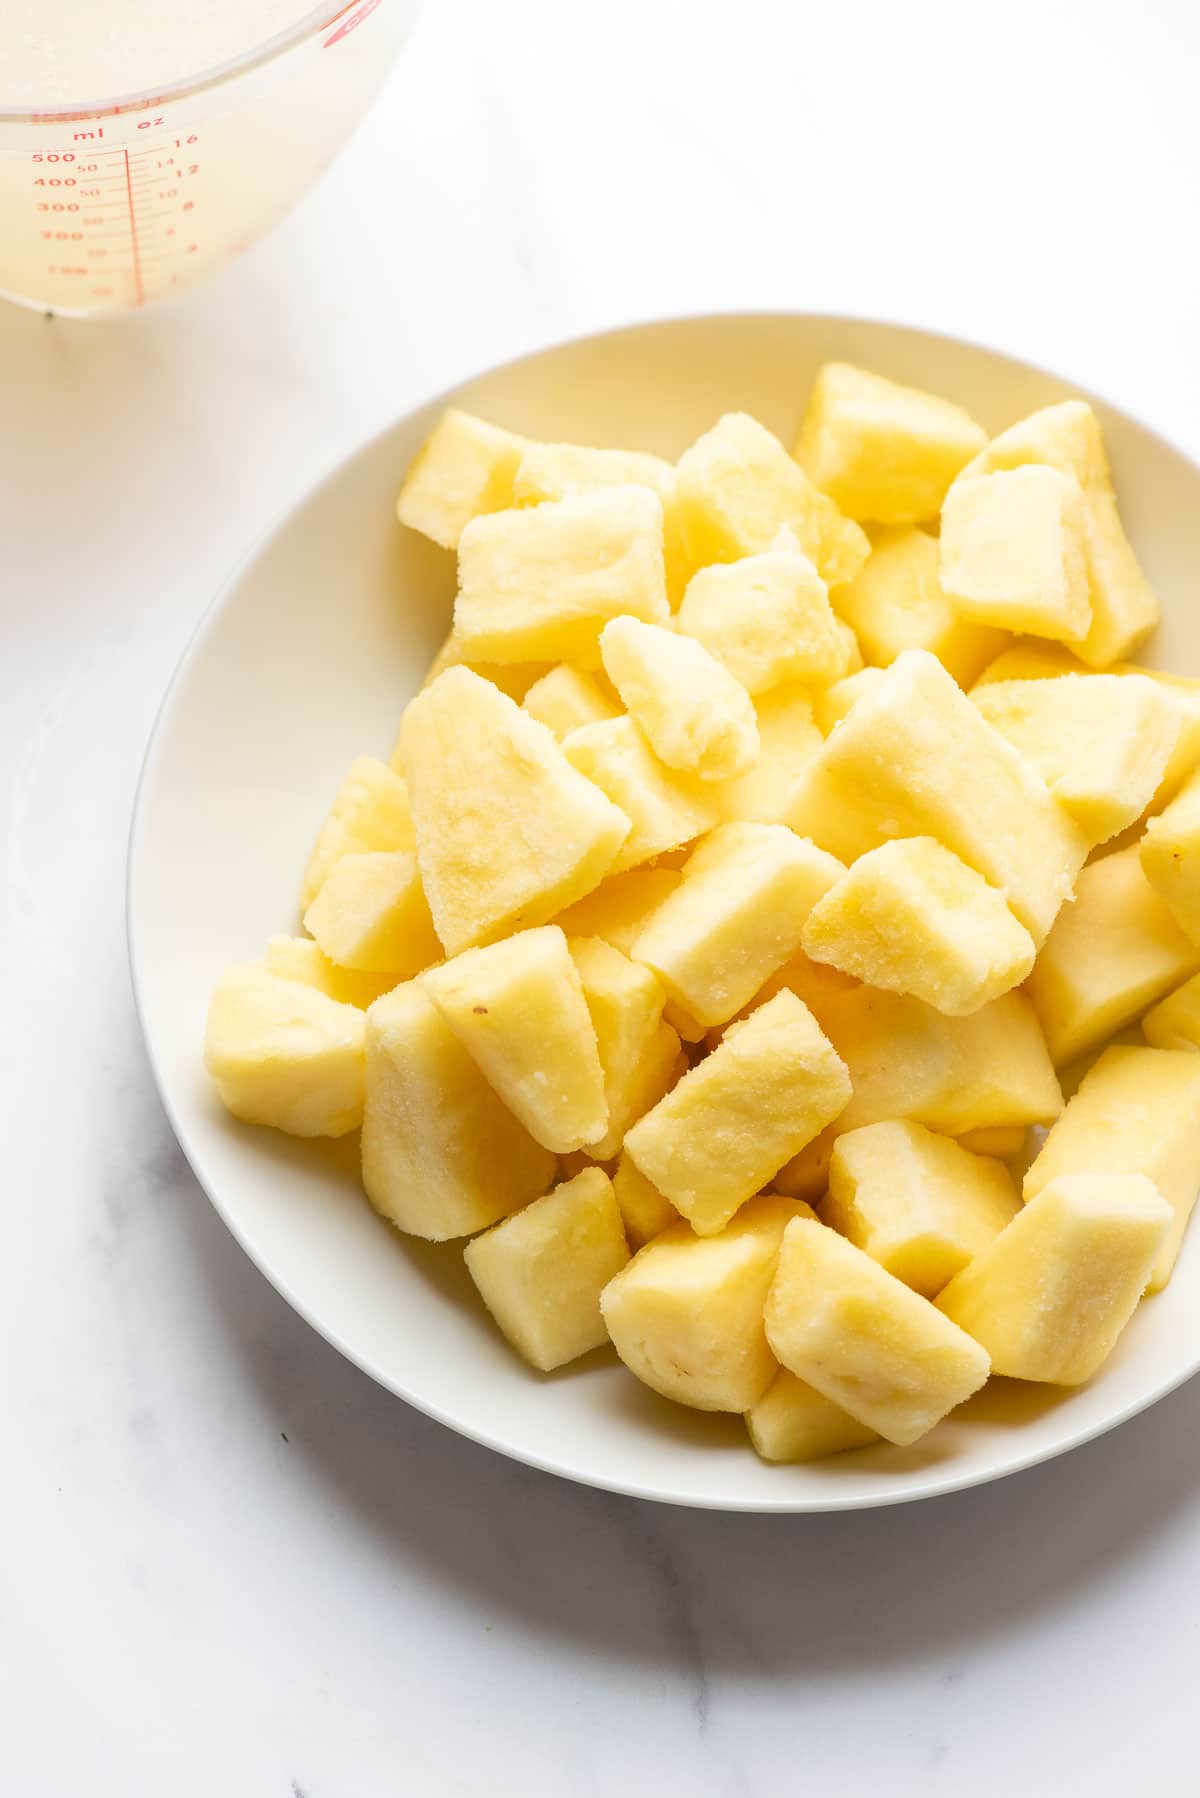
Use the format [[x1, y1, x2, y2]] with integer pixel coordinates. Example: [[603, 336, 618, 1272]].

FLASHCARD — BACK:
[[129, 312, 1200, 1511]]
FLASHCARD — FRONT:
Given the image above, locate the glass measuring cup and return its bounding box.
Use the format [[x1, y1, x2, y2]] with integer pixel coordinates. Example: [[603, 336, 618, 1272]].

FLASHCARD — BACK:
[[0, 0, 421, 316]]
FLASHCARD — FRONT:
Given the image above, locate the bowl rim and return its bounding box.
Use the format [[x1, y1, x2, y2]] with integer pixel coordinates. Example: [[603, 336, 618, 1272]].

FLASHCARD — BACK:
[[127, 306, 1200, 1512]]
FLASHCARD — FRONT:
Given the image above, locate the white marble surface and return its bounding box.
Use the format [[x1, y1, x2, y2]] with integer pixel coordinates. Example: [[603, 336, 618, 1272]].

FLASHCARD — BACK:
[[4, 2, 1200, 1791]]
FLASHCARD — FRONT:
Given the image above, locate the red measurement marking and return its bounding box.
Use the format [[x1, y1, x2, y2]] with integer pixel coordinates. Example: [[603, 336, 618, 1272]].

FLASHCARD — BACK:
[[324, 0, 382, 46], [122, 147, 144, 306]]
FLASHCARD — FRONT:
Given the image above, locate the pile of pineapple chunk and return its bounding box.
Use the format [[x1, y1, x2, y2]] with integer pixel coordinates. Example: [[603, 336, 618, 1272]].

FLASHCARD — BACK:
[[205, 361, 1200, 1464]]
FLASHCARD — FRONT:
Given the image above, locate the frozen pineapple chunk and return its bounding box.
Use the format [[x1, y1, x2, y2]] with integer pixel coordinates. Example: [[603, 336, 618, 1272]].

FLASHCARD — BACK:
[[824, 1120, 1020, 1297], [716, 683, 824, 825], [941, 465, 1091, 643], [1025, 845, 1200, 1067], [937, 1173, 1170, 1382], [624, 989, 851, 1235], [831, 526, 1007, 687], [802, 837, 1035, 1016], [205, 966, 366, 1138], [569, 936, 679, 1160], [786, 649, 1088, 942], [262, 935, 397, 1010], [600, 1194, 812, 1411], [552, 867, 680, 954], [423, 926, 607, 1155], [765, 1218, 990, 1445], [465, 1168, 629, 1372], [820, 986, 1062, 1137], [611, 1151, 680, 1249], [300, 757, 415, 911], [396, 408, 526, 550], [454, 487, 669, 666], [973, 674, 1181, 845], [676, 542, 848, 694], [562, 715, 719, 871], [512, 441, 691, 602], [812, 666, 888, 735], [746, 1370, 879, 1463], [400, 667, 630, 955], [794, 362, 988, 525], [675, 411, 869, 586], [1141, 768, 1200, 942], [1144, 974, 1200, 1050], [632, 821, 844, 1026], [522, 664, 620, 739], [361, 981, 555, 1239], [955, 399, 1159, 667], [1024, 1044, 1200, 1290], [303, 850, 442, 976], [599, 616, 758, 780]]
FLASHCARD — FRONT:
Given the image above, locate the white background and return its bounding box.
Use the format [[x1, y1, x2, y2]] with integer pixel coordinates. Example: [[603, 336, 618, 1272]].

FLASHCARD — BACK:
[[3, 2, 1200, 1793]]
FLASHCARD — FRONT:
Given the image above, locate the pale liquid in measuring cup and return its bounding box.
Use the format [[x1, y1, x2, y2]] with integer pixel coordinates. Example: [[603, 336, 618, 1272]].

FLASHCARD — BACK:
[[2, 0, 413, 314], [11, 0, 317, 102]]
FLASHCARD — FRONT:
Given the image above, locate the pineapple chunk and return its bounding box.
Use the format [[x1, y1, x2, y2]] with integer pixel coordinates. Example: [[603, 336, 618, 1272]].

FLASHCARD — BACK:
[[569, 936, 680, 1160], [746, 1371, 879, 1463], [824, 1120, 1020, 1297], [802, 837, 1035, 1016], [611, 1150, 680, 1248], [422, 926, 607, 1155], [973, 674, 1181, 845], [600, 1194, 813, 1411], [764, 1217, 990, 1444], [454, 487, 669, 666], [599, 616, 759, 780], [715, 683, 824, 825], [812, 666, 888, 735], [831, 526, 1007, 686], [624, 989, 851, 1235], [512, 441, 691, 602], [562, 715, 719, 871], [941, 464, 1091, 643], [954, 1124, 1028, 1159], [465, 1168, 629, 1371], [1141, 768, 1200, 942], [1024, 1043, 1200, 1290], [794, 362, 987, 524], [820, 985, 1062, 1137], [632, 821, 845, 1027], [399, 667, 630, 955], [676, 542, 848, 694], [1144, 974, 1200, 1051], [522, 664, 620, 739], [361, 981, 554, 1239], [1025, 844, 1200, 1066], [937, 1173, 1170, 1383], [300, 757, 415, 911], [261, 935, 397, 1010], [396, 408, 526, 550], [970, 654, 1200, 817], [205, 966, 365, 1138], [675, 411, 869, 586], [785, 649, 1088, 942], [552, 867, 681, 954], [303, 850, 441, 976], [955, 399, 1159, 666]]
